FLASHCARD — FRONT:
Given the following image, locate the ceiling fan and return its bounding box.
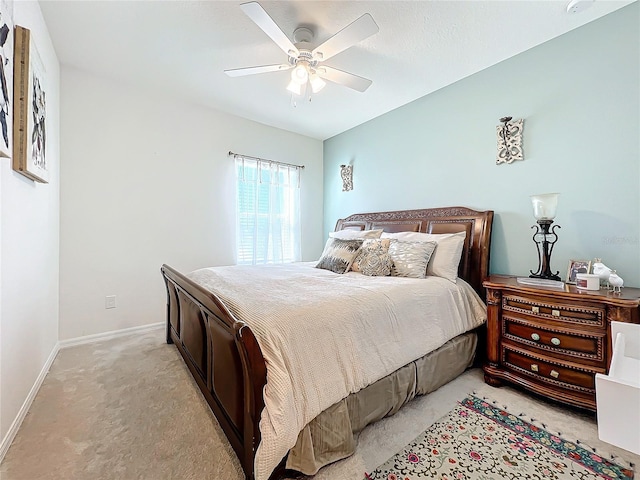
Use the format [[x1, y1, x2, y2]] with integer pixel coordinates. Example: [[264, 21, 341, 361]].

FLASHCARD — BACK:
[[225, 2, 379, 96]]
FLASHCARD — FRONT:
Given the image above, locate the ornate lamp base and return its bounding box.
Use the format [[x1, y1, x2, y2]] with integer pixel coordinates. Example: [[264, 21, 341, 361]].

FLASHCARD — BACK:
[[530, 272, 562, 281], [529, 220, 561, 281]]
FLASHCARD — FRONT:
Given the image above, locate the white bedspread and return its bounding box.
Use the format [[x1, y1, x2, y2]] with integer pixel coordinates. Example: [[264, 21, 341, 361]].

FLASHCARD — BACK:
[[188, 262, 486, 480]]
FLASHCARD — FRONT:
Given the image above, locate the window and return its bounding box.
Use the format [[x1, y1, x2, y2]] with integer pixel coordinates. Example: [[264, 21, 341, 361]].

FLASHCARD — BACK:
[[235, 156, 301, 265]]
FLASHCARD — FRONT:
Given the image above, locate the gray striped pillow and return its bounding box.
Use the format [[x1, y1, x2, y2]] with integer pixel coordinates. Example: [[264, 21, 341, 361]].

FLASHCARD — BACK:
[[316, 238, 363, 274]]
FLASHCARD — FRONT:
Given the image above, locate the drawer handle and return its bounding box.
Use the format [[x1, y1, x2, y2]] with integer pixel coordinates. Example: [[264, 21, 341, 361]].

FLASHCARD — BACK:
[[531, 333, 540, 341], [550, 370, 559, 378], [552, 309, 561, 317], [551, 337, 561, 346], [531, 364, 539, 372], [531, 306, 540, 314]]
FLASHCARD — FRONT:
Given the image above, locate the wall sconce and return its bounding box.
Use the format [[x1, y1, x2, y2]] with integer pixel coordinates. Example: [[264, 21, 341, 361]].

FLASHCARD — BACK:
[[340, 164, 353, 191], [529, 193, 561, 281], [496, 116, 524, 164]]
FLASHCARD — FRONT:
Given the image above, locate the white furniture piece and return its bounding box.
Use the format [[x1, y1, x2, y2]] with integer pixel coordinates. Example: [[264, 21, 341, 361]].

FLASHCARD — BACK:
[[595, 321, 640, 455]]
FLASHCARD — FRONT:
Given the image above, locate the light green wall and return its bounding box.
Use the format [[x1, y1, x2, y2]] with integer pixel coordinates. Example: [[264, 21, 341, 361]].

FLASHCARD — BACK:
[[323, 4, 640, 286]]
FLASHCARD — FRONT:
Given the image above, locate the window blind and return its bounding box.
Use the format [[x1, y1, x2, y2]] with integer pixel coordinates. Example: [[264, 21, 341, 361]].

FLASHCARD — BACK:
[[234, 154, 302, 265]]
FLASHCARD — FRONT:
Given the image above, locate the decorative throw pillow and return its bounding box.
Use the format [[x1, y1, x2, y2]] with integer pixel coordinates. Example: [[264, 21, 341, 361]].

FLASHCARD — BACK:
[[360, 251, 393, 276], [351, 238, 391, 273], [382, 231, 466, 283], [316, 238, 363, 274], [388, 240, 437, 278], [329, 229, 383, 240], [351, 239, 393, 276]]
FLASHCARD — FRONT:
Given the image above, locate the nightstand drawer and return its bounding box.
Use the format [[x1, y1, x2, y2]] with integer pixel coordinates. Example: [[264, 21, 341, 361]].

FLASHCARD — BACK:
[[503, 316, 605, 363], [502, 346, 599, 392], [503, 294, 605, 328]]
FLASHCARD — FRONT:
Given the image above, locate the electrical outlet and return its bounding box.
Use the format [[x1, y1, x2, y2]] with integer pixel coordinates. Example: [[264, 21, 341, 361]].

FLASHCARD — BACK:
[[105, 295, 116, 309]]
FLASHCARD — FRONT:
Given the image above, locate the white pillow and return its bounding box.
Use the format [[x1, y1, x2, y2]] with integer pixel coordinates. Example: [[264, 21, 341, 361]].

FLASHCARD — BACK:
[[381, 231, 466, 283], [329, 229, 383, 240]]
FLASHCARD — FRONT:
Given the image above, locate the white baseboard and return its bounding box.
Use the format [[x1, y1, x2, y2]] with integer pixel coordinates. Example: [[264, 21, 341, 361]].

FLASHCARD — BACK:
[[0, 342, 60, 462], [58, 322, 164, 349], [0, 322, 165, 462]]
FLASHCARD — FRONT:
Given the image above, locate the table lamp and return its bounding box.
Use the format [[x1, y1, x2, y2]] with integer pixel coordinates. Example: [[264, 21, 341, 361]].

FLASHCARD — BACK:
[[529, 193, 561, 281]]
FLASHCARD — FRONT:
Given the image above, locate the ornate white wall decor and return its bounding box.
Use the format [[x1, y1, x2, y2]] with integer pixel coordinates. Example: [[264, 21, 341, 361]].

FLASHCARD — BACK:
[[496, 117, 524, 165], [340, 164, 353, 191]]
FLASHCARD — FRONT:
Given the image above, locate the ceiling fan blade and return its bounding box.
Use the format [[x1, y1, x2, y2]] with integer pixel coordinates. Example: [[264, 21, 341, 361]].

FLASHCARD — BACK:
[[225, 64, 291, 77], [312, 13, 378, 61], [317, 66, 372, 92], [240, 2, 299, 57]]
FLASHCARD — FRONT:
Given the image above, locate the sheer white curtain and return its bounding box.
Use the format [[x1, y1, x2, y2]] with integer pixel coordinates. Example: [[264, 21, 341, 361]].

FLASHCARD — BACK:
[[235, 156, 301, 265]]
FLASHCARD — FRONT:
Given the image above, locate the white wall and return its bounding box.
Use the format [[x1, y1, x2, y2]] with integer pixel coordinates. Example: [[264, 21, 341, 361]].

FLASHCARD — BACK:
[[59, 67, 324, 340], [0, 0, 60, 442]]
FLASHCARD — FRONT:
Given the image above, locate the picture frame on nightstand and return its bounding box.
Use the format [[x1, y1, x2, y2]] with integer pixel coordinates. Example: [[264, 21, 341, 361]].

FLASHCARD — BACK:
[[566, 259, 591, 284]]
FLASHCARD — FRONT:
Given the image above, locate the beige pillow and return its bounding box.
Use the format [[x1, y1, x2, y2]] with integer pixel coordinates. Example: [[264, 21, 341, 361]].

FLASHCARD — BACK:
[[381, 231, 466, 283], [351, 238, 391, 273], [357, 239, 393, 276], [329, 229, 383, 240]]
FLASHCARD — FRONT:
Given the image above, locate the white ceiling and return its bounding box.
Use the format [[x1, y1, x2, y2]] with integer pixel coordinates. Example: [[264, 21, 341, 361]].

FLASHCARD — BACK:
[[40, 0, 633, 140]]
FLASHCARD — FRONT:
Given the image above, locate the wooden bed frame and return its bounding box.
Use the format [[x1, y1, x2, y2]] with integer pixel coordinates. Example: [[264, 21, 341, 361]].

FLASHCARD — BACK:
[[161, 206, 493, 480]]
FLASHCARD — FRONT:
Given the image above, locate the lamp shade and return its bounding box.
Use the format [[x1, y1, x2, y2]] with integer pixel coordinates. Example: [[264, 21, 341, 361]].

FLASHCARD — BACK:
[[309, 73, 326, 93], [286, 80, 302, 95], [530, 193, 559, 220], [291, 62, 309, 85]]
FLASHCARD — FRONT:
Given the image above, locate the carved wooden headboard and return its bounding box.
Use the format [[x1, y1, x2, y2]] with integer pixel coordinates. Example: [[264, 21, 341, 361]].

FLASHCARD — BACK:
[[335, 207, 494, 296]]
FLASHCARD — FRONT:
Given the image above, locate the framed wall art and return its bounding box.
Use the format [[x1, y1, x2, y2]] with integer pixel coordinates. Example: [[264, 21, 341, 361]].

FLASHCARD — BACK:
[[0, 0, 13, 159], [13, 25, 48, 183]]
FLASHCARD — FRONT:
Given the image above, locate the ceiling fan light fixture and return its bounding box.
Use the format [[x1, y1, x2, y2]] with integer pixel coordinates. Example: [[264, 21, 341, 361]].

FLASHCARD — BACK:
[[286, 80, 302, 95], [310, 73, 326, 94], [291, 61, 309, 85], [229, 3, 379, 97]]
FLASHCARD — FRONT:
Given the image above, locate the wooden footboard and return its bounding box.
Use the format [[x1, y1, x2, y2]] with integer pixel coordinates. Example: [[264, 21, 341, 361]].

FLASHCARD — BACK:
[[161, 264, 266, 480]]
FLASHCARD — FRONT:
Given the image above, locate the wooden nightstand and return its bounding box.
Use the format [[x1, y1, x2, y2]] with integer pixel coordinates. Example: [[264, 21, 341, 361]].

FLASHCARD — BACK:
[[483, 275, 640, 411]]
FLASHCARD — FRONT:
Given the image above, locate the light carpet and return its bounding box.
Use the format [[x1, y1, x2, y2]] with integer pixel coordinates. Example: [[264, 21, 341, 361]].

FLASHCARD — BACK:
[[1, 329, 638, 479]]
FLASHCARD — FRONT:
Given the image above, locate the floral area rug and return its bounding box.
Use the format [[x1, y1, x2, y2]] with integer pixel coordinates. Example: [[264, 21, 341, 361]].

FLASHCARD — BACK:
[[365, 395, 634, 480]]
